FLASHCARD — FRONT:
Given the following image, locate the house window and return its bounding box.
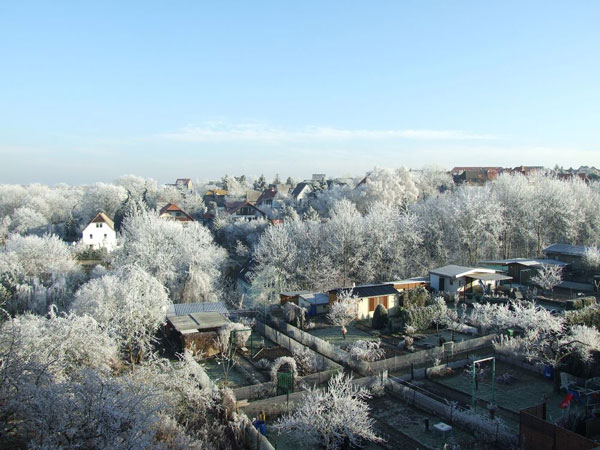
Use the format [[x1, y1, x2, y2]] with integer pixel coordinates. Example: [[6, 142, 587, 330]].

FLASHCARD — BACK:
[[89, 234, 93, 239], [104, 234, 107, 238], [368, 296, 388, 312], [96, 223, 102, 228]]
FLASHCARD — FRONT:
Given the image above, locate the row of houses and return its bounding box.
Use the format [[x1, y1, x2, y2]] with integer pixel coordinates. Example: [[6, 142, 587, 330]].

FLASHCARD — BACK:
[[274, 243, 600, 319], [450, 165, 600, 185], [164, 243, 599, 356], [201, 177, 323, 222]]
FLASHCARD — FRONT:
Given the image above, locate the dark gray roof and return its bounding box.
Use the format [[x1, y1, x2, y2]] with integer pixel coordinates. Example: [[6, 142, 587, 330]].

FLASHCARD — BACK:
[[291, 182, 311, 199], [330, 284, 399, 299], [280, 290, 312, 297], [238, 259, 258, 284], [543, 244, 589, 257], [167, 302, 229, 317], [557, 281, 594, 292]]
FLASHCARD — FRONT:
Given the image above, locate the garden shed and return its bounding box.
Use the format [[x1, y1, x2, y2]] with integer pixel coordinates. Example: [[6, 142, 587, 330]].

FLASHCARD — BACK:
[[328, 284, 400, 318], [298, 292, 330, 316], [166, 310, 231, 357], [481, 258, 568, 285], [429, 265, 511, 296]]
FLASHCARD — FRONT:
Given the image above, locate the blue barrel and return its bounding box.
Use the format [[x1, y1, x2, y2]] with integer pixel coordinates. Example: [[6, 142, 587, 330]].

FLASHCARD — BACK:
[[253, 420, 266, 436]]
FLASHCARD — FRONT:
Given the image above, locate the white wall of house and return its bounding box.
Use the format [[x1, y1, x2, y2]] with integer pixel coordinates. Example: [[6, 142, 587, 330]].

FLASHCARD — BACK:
[[432, 276, 496, 294], [444, 277, 461, 294], [295, 186, 311, 202], [82, 222, 116, 251]]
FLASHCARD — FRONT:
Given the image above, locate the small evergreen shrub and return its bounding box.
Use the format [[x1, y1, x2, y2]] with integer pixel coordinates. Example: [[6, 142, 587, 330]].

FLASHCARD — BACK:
[[372, 304, 389, 329]]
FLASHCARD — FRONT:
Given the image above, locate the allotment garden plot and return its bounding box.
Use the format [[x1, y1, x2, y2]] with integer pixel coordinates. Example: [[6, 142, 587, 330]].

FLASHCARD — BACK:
[[431, 359, 572, 421], [265, 389, 498, 450]]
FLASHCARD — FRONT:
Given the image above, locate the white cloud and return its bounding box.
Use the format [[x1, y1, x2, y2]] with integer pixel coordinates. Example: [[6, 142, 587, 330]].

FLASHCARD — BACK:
[[158, 121, 497, 143]]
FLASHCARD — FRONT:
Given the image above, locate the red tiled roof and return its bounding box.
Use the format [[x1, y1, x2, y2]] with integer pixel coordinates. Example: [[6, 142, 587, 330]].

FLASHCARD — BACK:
[[158, 203, 194, 221]]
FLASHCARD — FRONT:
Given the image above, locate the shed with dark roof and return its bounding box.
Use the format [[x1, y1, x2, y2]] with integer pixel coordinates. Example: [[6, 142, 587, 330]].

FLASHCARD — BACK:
[[328, 283, 400, 319]]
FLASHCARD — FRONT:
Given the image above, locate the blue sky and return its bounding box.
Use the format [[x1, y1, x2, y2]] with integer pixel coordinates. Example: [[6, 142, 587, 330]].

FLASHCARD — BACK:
[[1, 1, 599, 184]]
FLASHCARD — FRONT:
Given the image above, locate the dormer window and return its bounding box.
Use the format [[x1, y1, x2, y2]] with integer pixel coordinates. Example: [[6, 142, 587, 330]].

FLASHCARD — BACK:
[[96, 223, 102, 228]]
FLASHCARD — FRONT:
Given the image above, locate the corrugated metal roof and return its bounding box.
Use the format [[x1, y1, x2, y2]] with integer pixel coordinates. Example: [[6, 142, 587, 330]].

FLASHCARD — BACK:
[[168, 311, 230, 334], [189, 312, 229, 330], [167, 302, 229, 317]]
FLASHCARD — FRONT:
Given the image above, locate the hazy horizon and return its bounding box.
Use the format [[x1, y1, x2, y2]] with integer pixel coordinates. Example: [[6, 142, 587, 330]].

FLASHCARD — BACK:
[[1, 1, 599, 184]]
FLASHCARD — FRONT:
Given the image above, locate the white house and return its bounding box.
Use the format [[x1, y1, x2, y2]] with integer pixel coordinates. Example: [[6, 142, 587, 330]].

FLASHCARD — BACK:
[[81, 212, 117, 251], [290, 182, 313, 202], [223, 201, 266, 222], [429, 265, 511, 295]]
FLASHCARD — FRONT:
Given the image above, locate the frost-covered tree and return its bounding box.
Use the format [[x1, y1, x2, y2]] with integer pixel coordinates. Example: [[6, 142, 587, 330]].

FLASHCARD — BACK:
[[327, 290, 359, 339], [583, 246, 600, 272], [253, 174, 267, 191], [572, 178, 600, 246], [9, 206, 48, 235], [0, 184, 83, 236], [468, 300, 564, 335], [113, 210, 226, 302], [507, 324, 600, 392], [325, 200, 366, 286], [0, 307, 119, 383], [531, 264, 563, 293], [0, 217, 10, 244], [180, 191, 207, 218], [491, 173, 536, 258], [213, 323, 251, 385], [0, 234, 83, 314], [414, 166, 454, 200], [77, 182, 128, 223], [252, 219, 300, 301], [362, 202, 424, 281], [221, 174, 249, 198], [447, 184, 505, 265], [274, 372, 383, 450], [412, 194, 454, 268], [72, 266, 171, 364], [530, 173, 580, 255], [353, 166, 419, 213], [115, 174, 159, 205], [285, 176, 296, 188], [346, 340, 385, 363], [0, 310, 236, 449]]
